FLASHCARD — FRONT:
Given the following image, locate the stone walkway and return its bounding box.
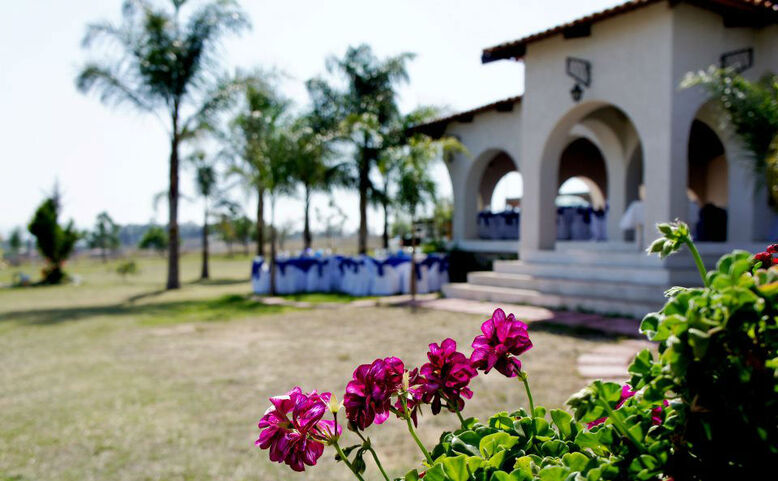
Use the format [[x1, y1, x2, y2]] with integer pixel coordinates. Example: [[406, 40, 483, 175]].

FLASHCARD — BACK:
[[256, 294, 652, 383]]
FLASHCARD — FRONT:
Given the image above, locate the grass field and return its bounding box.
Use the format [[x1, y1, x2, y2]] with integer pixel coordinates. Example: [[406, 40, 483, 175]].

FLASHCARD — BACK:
[[0, 254, 617, 481]]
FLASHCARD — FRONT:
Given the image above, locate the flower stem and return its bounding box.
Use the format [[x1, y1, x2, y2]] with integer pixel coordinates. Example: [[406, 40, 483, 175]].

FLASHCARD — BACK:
[[333, 440, 367, 481], [443, 392, 467, 427], [684, 237, 709, 287], [401, 397, 433, 464], [355, 431, 391, 481], [519, 372, 535, 416], [599, 399, 644, 451]]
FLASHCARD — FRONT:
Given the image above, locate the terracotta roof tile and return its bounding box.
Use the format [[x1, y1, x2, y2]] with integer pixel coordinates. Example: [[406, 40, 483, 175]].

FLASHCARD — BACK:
[[482, 0, 778, 63], [409, 95, 522, 138]]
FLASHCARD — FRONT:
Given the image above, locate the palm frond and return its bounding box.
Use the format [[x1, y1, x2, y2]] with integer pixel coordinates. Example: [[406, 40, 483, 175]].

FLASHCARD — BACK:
[[75, 63, 154, 112]]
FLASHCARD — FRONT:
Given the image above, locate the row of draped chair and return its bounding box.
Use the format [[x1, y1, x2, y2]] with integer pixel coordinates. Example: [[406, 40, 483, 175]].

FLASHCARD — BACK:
[[251, 253, 450, 296], [477, 210, 520, 240], [477, 207, 608, 241], [556, 206, 608, 241]]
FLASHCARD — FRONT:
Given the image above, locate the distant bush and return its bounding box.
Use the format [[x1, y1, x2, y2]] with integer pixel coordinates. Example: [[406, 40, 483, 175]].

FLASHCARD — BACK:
[[116, 260, 139, 279], [28, 194, 79, 284], [138, 226, 168, 254]]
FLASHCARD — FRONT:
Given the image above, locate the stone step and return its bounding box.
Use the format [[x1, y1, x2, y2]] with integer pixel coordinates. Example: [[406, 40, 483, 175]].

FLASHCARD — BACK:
[[493, 260, 701, 286], [442, 282, 660, 319], [467, 271, 665, 304], [524, 248, 722, 270]]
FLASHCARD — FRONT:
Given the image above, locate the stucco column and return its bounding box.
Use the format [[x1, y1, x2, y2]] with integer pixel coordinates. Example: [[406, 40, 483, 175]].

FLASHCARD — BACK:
[[606, 162, 627, 241], [642, 129, 688, 235], [726, 142, 759, 243], [448, 154, 469, 243]]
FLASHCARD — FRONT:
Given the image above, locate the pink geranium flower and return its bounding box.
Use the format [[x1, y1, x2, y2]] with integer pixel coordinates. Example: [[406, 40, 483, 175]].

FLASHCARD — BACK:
[[754, 251, 773, 267], [651, 400, 671, 426], [255, 387, 333, 472], [587, 384, 636, 429], [418, 338, 477, 415], [344, 357, 405, 430], [470, 309, 533, 378]]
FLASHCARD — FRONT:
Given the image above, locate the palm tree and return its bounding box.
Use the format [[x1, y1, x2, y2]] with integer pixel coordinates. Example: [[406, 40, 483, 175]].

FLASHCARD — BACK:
[[395, 134, 464, 301], [262, 124, 296, 295], [189, 151, 218, 280], [76, 0, 250, 289], [307, 44, 415, 254], [287, 114, 346, 250], [88, 211, 121, 262], [222, 75, 290, 258], [375, 107, 442, 248]]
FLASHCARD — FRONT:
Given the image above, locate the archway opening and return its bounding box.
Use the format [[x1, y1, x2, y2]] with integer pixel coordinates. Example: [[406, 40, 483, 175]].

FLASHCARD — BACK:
[[555, 138, 608, 241], [491, 171, 524, 212], [473, 151, 521, 240], [687, 119, 728, 242]]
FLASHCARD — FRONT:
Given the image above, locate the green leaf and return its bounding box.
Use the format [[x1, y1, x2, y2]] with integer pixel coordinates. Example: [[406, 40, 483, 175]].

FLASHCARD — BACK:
[[404, 469, 420, 481], [562, 452, 590, 472], [538, 465, 570, 481], [540, 439, 568, 457], [688, 328, 711, 359], [490, 472, 518, 481], [441, 454, 470, 481], [639, 314, 660, 339], [479, 432, 519, 458], [451, 431, 482, 456], [489, 412, 515, 431], [423, 464, 448, 481], [466, 456, 484, 473], [550, 409, 574, 439], [513, 455, 536, 477], [486, 449, 507, 469]]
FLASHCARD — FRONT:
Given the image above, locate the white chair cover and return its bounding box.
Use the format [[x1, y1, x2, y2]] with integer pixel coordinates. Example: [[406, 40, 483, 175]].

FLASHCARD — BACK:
[[251, 257, 270, 295], [273, 260, 300, 295], [401, 260, 430, 294], [570, 210, 592, 240]]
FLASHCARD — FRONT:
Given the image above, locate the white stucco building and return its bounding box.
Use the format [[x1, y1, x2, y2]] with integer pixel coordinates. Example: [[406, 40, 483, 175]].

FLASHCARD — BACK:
[[417, 0, 778, 316]]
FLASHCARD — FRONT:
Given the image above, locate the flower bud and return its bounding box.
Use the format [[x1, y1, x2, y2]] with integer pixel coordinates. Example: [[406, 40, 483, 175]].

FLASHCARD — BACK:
[[328, 393, 343, 414], [402, 370, 410, 391]]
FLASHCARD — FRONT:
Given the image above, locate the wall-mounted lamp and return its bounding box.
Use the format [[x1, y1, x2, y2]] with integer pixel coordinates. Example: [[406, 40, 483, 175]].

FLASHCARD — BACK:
[[566, 57, 590, 103], [570, 83, 584, 102]]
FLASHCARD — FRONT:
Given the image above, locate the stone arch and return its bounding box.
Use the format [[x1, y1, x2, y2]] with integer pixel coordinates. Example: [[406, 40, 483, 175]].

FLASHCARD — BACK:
[[532, 101, 644, 249], [687, 104, 729, 242], [462, 148, 520, 239], [557, 138, 608, 209]]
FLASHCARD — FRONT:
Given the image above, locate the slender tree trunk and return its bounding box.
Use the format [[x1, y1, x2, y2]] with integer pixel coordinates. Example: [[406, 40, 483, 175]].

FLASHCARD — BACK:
[[101, 245, 107, 263], [303, 186, 312, 250], [269, 197, 277, 296], [166, 107, 181, 290], [410, 213, 417, 304], [382, 199, 390, 249], [201, 203, 209, 280], [358, 144, 369, 254], [256, 185, 265, 257]]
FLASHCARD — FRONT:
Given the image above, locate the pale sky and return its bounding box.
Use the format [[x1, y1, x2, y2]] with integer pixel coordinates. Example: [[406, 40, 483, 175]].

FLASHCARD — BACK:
[[0, 0, 621, 237]]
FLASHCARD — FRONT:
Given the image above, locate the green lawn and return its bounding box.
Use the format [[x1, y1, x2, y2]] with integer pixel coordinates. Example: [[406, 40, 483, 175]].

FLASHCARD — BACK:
[[0, 255, 616, 481]]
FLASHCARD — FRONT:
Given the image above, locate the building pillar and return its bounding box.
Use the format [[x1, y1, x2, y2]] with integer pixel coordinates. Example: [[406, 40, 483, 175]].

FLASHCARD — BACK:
[[448, 153, 468, 243]]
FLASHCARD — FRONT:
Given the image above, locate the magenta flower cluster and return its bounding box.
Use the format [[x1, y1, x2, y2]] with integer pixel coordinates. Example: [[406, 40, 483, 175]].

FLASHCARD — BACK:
[[344, 356, 405, 430], [416, 338, 477, 415], [255, 308, 533, 471], [470, 308, 533, 377], [753, 243, 778, 267], [255, 387, 340, 472]]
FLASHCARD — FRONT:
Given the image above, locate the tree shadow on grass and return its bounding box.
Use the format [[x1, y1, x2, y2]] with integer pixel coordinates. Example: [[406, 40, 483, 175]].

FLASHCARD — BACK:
[[0, 294, 290, 327], [186, 278, 249, 286]]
